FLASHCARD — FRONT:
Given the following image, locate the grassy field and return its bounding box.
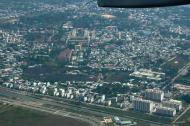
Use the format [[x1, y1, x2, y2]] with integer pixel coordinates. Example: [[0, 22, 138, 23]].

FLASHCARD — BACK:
[[0, 102, 91, 126]]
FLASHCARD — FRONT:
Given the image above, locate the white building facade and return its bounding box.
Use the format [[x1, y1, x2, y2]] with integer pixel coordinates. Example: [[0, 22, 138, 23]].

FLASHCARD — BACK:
[[133, 98, 154, 113], [145, 89, 164, 102]]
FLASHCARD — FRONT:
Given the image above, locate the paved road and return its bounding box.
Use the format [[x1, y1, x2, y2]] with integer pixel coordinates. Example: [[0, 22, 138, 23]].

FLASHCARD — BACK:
[[162, 62, 190, 90], [172, 105, 190, 124], [0, 87, 103, 126], [0, 86, 171, 126], [0, 98, 101, 126], [171, 62, 190, 84], [160, 56, 176, 67]]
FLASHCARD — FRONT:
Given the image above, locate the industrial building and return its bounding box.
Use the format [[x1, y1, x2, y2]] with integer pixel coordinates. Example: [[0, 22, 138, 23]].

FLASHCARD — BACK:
[[144, 89, 164, 102], [112, 116, 137, 126], [133, 98, 154, 113], [155, 106, 176, 117]]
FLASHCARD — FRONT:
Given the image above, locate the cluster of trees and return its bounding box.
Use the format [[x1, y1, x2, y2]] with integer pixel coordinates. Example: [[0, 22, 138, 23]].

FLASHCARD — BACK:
[[95, 84, 130, 97], [180, 94, 190, 104]]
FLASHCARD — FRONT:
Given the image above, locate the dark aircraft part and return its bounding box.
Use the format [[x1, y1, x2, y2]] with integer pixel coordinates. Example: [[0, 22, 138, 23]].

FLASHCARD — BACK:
[[97, 0, 190, 8]]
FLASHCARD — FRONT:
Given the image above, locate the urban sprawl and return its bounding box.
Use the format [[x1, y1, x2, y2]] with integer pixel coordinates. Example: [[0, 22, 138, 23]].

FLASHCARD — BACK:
[[0, 0, 190, 126]]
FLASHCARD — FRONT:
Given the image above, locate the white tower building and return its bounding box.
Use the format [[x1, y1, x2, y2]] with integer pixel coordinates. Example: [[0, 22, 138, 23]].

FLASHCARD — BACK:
[[133, 98, 154, 113]]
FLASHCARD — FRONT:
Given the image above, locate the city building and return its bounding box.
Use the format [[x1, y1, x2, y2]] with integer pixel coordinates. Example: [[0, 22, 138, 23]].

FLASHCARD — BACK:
[[112, 116, 137, 126], [133, 98, 154, 113], [155, 106, 176, 117], [105, 100, 112, 106], [101, 94, 106, 103], [144, 89, 164, 102], [163, 99, 182, 111]]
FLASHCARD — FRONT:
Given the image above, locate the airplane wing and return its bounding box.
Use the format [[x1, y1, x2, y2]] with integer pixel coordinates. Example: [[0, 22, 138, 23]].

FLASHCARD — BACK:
[[97, 0, 190, 8]]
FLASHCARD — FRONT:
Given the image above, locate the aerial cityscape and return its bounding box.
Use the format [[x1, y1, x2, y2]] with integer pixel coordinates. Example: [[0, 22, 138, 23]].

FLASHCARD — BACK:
[[0, 0, 190, 126]]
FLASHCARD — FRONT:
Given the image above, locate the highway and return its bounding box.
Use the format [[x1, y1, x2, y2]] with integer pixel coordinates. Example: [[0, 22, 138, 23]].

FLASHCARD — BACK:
[[172, 105, 190, 124], [0, 86, 171, 126], [0, 98, 101, 126], [0, 88, 102, 126], [160, 56, 176, 67], [162, 62, 190, 91], [171, 62, 190, 84]]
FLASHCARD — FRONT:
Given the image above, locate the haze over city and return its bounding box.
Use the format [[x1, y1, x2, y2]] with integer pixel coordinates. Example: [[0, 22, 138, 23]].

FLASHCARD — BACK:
[[0, 0, 190, 126]]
